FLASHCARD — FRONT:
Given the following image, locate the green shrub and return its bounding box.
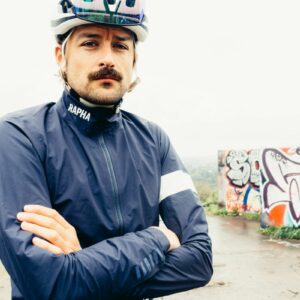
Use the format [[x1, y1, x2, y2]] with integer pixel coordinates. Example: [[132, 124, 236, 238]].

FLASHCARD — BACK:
[[215, 208, 228, 216], [259, 226, 300, 240], [241, 212, 261, 221]]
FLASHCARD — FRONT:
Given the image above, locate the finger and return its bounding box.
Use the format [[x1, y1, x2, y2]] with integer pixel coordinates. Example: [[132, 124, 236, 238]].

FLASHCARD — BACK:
[[21, 221, 68, 253], [32, 237, 63, 256], [17, 212, 65, 237], [23, 205, 72, 230]]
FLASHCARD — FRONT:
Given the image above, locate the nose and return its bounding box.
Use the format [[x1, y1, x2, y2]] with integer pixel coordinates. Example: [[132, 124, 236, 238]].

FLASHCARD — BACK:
[[98, 45, 115, 69]]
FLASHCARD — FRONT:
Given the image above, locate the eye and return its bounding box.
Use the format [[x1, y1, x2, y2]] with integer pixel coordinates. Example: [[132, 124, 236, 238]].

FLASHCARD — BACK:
[[81, 40, 98, 48], [113, 42, 129, 50]]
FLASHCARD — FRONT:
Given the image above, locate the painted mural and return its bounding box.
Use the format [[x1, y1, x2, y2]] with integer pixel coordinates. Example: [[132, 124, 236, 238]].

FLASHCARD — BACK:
[[218, 149, 261, 214], [218, 147, 300, 227], [261, 148, 300, 227]]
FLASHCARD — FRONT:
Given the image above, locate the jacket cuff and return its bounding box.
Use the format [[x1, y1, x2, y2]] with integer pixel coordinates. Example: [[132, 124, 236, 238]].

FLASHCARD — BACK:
[[145, 228, 170, 254]]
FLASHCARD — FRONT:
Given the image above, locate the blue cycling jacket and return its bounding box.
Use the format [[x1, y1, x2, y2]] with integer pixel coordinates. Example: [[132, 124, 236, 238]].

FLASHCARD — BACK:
[[0, 89, 213, 300]]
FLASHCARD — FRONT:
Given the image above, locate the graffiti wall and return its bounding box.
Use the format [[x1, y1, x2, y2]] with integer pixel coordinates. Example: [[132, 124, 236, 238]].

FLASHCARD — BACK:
[[218, 149, 261, 213], [261, 148, 300, 227], [218, 147, 300, 227]]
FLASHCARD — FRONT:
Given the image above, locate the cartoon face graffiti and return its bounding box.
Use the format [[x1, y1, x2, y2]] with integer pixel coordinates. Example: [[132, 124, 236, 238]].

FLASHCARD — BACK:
[[261, 148, 300, 226]]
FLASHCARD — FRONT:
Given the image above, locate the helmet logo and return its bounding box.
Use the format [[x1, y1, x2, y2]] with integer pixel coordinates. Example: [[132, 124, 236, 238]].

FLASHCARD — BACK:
[[72, 0, 138, 12], [69, 0, 144, 23], [105, 0, 121, 13]]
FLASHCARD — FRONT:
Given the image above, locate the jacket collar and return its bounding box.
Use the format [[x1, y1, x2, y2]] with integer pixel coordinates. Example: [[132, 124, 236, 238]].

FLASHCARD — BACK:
[[56, 89, 122, 135]]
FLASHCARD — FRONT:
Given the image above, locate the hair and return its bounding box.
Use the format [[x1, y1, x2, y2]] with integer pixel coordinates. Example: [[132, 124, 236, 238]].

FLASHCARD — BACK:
[[56, 31, 72, 45]]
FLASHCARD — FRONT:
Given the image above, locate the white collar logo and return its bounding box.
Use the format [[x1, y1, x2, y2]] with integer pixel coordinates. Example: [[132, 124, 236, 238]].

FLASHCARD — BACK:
[[68, 104, 91, 122]]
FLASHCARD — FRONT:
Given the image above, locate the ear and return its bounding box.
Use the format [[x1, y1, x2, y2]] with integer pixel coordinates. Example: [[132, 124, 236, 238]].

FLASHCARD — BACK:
[[55, 45, 63, 65]]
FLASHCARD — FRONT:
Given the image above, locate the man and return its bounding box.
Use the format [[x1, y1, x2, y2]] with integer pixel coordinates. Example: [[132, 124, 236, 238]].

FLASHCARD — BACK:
[[0, 0, 213, 299]]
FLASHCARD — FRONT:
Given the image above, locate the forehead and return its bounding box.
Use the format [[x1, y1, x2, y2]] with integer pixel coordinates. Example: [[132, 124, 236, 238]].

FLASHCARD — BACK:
[[72, 24, 135, 40]]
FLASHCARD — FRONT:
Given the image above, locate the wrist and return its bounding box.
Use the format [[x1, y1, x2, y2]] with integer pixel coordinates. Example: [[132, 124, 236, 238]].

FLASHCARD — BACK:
[[147, 227, 170, 253]]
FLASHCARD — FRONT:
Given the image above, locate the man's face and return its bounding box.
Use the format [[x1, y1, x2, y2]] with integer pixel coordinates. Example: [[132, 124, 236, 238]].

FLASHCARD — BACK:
[[56, 25, 136, 105]]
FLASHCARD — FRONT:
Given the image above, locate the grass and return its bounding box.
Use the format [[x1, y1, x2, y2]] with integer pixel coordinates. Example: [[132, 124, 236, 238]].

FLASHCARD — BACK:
[[240, 212, 261, 221], [202, 191, 300, 240], [259, 226, 300, 240], [203, 191, 260, 220]]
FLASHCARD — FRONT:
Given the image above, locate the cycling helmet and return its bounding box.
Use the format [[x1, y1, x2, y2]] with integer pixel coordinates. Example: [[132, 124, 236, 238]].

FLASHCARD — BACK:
[[52, 0, 148, 42]]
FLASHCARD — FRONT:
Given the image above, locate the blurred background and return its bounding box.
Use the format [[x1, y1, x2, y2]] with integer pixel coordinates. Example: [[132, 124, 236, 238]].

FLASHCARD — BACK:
[[1, 1, 300, 299]]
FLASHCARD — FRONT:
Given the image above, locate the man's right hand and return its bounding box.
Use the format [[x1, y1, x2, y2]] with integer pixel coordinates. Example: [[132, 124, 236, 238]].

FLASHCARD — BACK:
[[17, 205, 81, 255], [151, 226, 181, 251]]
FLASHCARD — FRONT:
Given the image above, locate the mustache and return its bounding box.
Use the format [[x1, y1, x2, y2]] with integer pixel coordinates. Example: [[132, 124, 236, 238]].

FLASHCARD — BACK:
[[88, 68, 123, 82]]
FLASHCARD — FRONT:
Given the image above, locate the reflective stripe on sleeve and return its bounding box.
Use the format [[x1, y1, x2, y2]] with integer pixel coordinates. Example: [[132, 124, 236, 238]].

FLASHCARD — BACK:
[[159, 170, 197, 202]]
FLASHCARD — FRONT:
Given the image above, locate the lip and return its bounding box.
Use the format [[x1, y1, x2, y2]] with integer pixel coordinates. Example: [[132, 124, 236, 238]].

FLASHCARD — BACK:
[[97, 78, 118, 83]]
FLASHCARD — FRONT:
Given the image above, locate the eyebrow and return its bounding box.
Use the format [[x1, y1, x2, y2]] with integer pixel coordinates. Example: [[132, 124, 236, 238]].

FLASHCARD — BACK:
[[76, 32, 133, 42], [76, 33, 102, 40], [114, 35, 132, 42]]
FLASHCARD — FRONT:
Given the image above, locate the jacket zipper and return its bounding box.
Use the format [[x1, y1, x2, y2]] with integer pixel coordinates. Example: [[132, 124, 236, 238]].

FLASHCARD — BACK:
[[98, 134, 124, 235]]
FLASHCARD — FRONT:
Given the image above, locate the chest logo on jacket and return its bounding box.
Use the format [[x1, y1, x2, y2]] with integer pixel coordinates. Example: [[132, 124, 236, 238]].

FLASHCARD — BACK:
[[68, 104, 91, 122]]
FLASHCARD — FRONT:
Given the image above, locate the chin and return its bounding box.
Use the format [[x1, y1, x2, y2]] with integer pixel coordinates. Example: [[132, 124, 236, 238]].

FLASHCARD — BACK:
[[75, 86, 125, 106]]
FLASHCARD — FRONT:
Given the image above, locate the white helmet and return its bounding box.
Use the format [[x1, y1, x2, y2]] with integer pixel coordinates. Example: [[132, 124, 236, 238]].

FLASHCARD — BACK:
[[52, 0, 148, 42]]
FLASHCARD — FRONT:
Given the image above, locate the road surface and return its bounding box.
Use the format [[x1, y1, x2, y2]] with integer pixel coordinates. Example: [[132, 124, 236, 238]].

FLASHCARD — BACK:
[[165, 215, 300, 300]]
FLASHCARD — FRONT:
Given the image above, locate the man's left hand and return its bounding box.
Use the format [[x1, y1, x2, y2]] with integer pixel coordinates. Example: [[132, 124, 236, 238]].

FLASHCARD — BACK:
[[17, 205, 81, 255]]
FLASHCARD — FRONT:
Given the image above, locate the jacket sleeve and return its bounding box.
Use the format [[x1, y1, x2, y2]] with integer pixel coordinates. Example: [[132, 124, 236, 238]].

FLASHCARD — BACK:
[[128, 126, 213, 299], [0, 121, 170, 300]]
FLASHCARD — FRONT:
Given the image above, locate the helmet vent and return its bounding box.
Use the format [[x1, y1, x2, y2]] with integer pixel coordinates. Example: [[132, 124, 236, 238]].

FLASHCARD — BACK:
[[126, 0, 136, 7], [60, 0, 73, 13]]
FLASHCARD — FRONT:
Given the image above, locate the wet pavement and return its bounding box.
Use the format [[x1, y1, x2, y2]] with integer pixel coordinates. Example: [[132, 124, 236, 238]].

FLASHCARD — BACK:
[[1, 215, 300, 299], [166, 215, 300, 300]]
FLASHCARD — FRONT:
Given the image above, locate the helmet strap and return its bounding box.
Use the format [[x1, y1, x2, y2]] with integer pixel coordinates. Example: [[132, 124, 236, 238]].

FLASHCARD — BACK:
[[128, 76, 141, 92], [60, 30, 73, 69]]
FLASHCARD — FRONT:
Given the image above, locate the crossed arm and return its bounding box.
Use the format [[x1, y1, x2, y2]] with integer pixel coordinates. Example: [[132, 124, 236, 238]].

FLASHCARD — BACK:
[[16, 205, 180, 255]]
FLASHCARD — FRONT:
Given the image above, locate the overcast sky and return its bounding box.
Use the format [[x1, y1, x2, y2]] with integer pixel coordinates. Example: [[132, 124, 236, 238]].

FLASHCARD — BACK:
[[1, 1, 300, 158]]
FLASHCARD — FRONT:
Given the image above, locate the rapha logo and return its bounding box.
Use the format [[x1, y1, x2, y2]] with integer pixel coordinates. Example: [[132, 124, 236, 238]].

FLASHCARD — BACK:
[[68, 104, 91, 122]]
